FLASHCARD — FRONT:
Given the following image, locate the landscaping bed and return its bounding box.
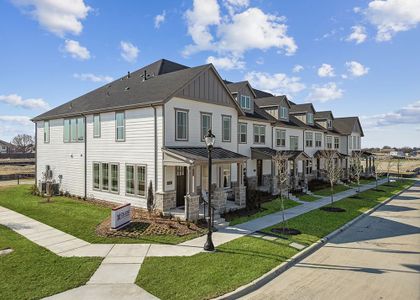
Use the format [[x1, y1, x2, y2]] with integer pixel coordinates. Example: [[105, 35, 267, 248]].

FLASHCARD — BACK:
[[136, 180, 412, 300], [0, 185, 205, 244], [222, 197, 300, 226], [0, 225, 101, 300]]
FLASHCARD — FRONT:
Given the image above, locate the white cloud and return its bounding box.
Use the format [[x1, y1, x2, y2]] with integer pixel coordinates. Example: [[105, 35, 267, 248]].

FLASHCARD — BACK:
[[307, 82, 343, 103], [0, 94, 50, 110], [120, 41, 139, 63], [206, 55, 245, 70], [361, 100, 420, 128], [73, 73, 113, 83], [317, 63, 335, 77], [154, 10, 166, 29], [11, 0, 91, 37], [244, 71, 305, 96], [63, 39, 90, 60], [353, 7, 362, 13], [183, 1, 297, 63], [223, 0, 250, 15], [0, 115, 33, 141], [346, 25, 367, 44], [364, 0, 420, 42], [256, 57, 264, 65], [292, 65, 304, 73], [346, 61, 369, 77]]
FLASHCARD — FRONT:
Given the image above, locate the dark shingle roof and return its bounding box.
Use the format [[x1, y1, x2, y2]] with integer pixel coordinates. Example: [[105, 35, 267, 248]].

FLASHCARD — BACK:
[[164, 147, 247, 162], [333, 117, 364, 136], [314, 111, 334, 120], [33, 62, 207, 121], [253, 88, 274, 98], [251, 147, 310, 160], [289, 103, 315, 114], [289, 115, 325, 132], [254, 96, 287, 107], [226, 81, 257, 97], [243, 104, 277, 123]]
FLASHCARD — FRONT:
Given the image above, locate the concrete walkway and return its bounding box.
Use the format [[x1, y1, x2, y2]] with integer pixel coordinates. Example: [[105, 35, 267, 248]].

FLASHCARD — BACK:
[[241, 181, 420, 300], [0, 178, 388, 300]]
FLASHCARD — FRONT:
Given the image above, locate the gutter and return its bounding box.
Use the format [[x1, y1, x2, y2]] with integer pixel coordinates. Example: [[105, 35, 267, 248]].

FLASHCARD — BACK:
[[153, 105, 158, 192], [34, 122, 37, 184], [82, 113, 87, 199]]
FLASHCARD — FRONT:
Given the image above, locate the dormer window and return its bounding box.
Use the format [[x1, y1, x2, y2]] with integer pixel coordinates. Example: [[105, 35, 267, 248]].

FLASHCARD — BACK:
[[280, 107, 288, 119], [240, 95, 251, 110], [307, 113, 314, 124], [327, 119, 332, 129]]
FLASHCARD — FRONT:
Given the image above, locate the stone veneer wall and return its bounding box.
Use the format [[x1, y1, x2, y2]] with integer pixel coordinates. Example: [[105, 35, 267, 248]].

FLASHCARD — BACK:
[[184, 194, 200, 221], [155, 190, 176, 213]]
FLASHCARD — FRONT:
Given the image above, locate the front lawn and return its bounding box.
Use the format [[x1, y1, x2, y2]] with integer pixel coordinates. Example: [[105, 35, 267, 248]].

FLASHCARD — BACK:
[[295, 193, 320, 202], [313, 184, 351, 197], [136, 180, 412, 300], [223, 197, 301, 226], [0, 185, 202, 244], [0, 225, 101, 300]]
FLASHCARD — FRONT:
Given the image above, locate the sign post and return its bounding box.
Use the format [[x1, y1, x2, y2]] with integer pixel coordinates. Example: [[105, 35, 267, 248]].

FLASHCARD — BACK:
[[111, 203, 131, 230]]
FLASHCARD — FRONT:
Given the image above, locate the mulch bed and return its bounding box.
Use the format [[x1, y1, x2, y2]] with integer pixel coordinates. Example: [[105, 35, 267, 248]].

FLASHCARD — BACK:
[[96, 209, 207, 239], [271, 227, 301, 235], [320, 207, 346, 213]]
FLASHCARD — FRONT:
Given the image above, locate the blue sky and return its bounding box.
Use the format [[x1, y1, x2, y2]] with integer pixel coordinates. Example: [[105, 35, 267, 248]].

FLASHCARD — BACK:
[[1, 0, 419, 147]]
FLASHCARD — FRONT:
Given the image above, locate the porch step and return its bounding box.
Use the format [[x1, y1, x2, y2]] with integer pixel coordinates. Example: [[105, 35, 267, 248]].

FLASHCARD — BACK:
[[213, 214, 229, 229]]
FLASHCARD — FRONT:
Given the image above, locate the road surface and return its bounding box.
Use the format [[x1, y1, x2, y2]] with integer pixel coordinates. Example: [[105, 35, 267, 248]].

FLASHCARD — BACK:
[[242, 182, 420, 300]]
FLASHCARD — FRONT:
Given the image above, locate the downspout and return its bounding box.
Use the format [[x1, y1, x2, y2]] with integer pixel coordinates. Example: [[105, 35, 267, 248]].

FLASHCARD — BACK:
[[82, 114, 87, 199], [34, 122, 37, 185], [153, 106, 158, 192]]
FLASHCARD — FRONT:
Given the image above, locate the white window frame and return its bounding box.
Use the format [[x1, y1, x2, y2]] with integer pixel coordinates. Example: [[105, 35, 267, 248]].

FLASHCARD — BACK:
[[110, 163, 119, 193], [334, 137, 340, 149], [305, 132, 313, 147], [115, 111, 125, 142], [290, 136, 299, 150], [327, 119, 332, 129], [315, 133, 322, 147], [200, 112, 212, 141], [93, 162, 100, 190], [276, 129, 286, 147], [175, 109, 188, 141], [307, 113, 314, 124], [93, 114, 101, 138], [125, 164, 147, 197], [280, 107, 288, 119], [222, 115, 232, 142], [44, 121, 50, 143], [326, 136, 333, 149], [253, 124, 266, 144], [238, 122, 247, 144], [240, 95, 251, 110]]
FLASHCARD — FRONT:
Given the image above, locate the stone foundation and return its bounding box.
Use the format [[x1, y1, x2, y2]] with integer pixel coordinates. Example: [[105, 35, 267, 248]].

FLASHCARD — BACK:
[[184, 194, 200, 221], [155, 190, 176, 213], [234, 186, 246, 207], [213, 188, 227, 212]]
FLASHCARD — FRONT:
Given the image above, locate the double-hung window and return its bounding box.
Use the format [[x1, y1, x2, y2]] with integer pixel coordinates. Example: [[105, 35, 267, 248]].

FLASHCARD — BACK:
[[115, 112, 125, 141], [315, 133, 322, 147], [70, 118, 77, 142], [102, 163, 109, 191], [290, 136, 299, 150], [93, 114, 101, 138], [307, 113, 314, 124], [222, 164, 231, 188], [222, 115, 231, 142], [240, 95, 251, 110], [280, 107, 288, 119], [93, 163, 100, 190], [77, 117, 84, 142], [201, 113, 212, 141], [44, 121, 50, 143], [175, 109, 188, 141], [253, 125, 265, 144], [64, 119, 70, 142], [327, 119, 332, 129], [349, 136, 353, 150], [110, 164, 119, 192], [305, 132, 313, 147], [326, 136, 332, 149], [126, 165, 146, 197], [238, 123, 247, 144], [334, 137, 340, 149], [276, 129, 286, 147], [64, 118, 85, 143]]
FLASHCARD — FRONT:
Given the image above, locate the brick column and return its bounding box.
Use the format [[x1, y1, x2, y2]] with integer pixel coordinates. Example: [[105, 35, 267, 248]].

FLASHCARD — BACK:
[[184, 194, 200, 221], [213, 188, 227, 212]]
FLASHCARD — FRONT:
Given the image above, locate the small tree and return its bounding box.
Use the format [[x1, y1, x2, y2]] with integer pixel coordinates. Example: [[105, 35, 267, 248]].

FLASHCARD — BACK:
[[373, 155, 385, 188], [273, 151, 289, 229], [147, 180, 155, 217], [383, 155, 395, 182], [11, 134, 34, 153], [350, 151, 364, 192], [324, 151, 343, 205]]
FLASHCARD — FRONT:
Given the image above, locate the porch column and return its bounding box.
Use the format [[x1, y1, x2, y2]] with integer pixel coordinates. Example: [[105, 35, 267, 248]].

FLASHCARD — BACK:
[[365, 157, 368, 174], [234, 162, 246, 207], [368, 157, 372, 174], [372, 157, 375, 173], [184, 165, 199, 221]]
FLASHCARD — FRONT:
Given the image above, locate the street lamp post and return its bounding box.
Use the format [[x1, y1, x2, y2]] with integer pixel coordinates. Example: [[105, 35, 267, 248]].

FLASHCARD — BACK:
[[204, 129, 215, 252]]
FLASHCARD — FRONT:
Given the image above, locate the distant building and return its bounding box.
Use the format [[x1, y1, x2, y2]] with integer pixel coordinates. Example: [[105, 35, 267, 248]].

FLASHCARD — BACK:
[[0, 140, 15, 154], [390, 150, 404, 158]]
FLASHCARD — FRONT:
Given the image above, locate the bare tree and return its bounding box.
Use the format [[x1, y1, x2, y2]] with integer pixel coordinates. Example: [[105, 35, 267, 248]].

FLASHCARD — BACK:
[[350, 151, 364, 192], [273, 151, 290, 229], [373, 155, 386, 188], [383, 155, 395, 182], [324, 151, 343, 205], [11, 134, 34, 153]]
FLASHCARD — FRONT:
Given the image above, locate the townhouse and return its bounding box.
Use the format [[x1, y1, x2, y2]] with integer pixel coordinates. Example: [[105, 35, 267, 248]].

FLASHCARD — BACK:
[[33, 59, 365, 220]]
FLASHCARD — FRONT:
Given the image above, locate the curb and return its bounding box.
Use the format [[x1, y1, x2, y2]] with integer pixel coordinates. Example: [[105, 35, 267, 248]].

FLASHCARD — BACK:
[[215, 181, 413, 300]]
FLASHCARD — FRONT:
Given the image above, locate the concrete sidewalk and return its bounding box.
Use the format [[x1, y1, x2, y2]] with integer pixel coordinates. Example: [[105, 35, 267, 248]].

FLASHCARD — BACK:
[[0, 178, 388, 300]]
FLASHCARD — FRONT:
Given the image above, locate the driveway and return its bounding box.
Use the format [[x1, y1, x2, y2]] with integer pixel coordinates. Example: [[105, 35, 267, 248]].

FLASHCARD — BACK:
[[242, 182, 420, 300]]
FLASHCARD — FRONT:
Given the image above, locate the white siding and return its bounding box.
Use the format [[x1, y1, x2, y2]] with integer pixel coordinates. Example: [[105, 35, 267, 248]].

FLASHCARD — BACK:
[[36, 119, 85, 196]]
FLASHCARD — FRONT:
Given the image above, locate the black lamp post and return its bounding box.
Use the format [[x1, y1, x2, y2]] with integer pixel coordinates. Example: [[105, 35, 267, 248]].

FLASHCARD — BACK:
[[204, 129, 215, 252]]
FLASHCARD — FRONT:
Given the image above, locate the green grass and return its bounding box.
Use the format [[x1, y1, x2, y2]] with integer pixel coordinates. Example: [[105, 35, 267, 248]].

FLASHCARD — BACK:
[[295, 193, 320, 202], [0, 225, 102, 300], [313, 184, 351, 197], [227, 197, 301, 226], [0, 185, 201, 244], [137, 236, 298, 300], [136, 180, 412, 300]]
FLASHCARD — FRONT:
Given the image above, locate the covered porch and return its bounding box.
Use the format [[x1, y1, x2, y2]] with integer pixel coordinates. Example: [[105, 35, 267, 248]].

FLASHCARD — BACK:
[[355, 150, 375, 177], [251, 147, 311, 194], [156, 147, 248, 221], [314, 150, 350, 181]]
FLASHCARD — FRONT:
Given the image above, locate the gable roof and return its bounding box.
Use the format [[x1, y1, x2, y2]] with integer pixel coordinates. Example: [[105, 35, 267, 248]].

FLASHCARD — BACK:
[[289, 115, 325, 132], [289, 103, 316, 114], [333, 117, 364, 137], [315, 110, 334, 120], [253, 88, 274, 98], [0, 139, 13, 147], [226, 81, 257, 97], [33, 60, 243, 121], [254, 95, 290, 108]]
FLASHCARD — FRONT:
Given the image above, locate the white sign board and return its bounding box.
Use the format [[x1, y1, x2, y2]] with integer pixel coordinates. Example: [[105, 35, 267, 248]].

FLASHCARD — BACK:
[[111, 203, 131, 229]]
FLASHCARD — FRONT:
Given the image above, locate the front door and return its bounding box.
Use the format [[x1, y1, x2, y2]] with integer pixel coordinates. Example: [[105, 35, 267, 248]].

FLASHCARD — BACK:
[[176, 166, 186, 207], [316, 158, 320, 177], [257, 159, 263, 186]]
